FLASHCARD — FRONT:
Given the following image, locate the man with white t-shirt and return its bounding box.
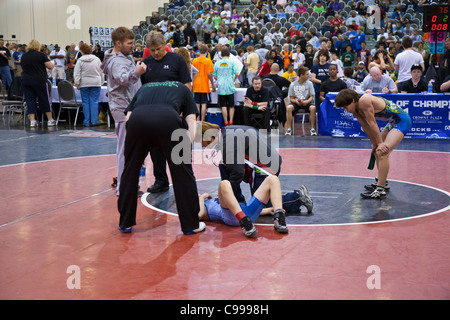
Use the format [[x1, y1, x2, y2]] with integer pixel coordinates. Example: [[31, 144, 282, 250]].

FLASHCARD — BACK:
[[49, 44, 66, 81], [394, 36, 424, 92]]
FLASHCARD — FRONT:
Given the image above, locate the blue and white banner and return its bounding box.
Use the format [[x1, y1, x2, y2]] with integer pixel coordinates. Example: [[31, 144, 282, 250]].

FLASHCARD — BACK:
[[319, 93, 450, 139]]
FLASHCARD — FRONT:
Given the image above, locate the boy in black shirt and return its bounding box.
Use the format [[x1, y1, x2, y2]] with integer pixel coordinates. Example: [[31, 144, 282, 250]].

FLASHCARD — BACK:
[[400, 64, 428, 93], [320, 64, 348, 103]]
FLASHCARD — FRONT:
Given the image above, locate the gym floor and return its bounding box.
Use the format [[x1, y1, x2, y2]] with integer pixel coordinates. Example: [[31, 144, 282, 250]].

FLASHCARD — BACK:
[[0, 115, 449, 300]]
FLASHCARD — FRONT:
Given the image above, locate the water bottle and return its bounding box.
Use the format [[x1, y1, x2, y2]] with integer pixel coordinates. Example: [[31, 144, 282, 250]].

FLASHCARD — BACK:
[[52, 78, 56, 87], [428, 80, 434, 93], [139, 164, 146, 188]]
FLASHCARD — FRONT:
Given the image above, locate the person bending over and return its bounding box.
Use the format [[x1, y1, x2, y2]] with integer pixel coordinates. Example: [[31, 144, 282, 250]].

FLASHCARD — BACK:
[[335, 89, 411, 199]]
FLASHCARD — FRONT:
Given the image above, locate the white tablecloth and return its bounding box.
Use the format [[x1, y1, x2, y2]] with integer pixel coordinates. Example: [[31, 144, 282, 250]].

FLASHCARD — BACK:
[[209, 88, 247, 105], [51, 85, 108, 103]]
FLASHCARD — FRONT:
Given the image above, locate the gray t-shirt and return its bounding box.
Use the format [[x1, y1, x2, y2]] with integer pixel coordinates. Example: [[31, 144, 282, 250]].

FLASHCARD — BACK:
[[288, 79, 315, 100], [361, 74, 397, 93]]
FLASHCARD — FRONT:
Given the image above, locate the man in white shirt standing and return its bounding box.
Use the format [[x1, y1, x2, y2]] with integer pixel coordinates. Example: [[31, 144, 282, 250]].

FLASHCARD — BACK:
[[394, 36, 424, 92], [49, 44, 66, 81]]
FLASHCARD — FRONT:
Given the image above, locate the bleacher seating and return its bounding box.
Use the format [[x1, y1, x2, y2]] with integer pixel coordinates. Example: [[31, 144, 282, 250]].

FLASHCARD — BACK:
[[134, 0, 424, 54]]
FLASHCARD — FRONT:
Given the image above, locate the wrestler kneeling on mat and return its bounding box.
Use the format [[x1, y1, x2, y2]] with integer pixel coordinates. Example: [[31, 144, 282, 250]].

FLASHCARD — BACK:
[[335, 89, 412, 199], [198, 175, 288, 238]]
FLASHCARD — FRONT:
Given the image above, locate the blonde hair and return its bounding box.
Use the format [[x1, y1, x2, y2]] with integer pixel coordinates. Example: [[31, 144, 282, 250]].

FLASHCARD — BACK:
[[201, 121, 220, 141], [177, 47, 192, 73], [27, 39, 40, 52]]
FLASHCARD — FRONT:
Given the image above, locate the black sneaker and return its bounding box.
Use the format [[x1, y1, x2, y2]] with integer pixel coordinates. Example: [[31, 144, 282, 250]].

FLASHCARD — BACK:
[[273, 210, 288, 233], [239, 216, 258, 238], [147, 184, 169, 193], [295, 185, 313, 213], [364, 178, 390, 192], [361, 186, 387, 199]]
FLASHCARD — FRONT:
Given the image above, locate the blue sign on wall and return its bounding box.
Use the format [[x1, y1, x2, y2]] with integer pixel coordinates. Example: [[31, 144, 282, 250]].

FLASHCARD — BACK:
[[319, 93, 450, 139]]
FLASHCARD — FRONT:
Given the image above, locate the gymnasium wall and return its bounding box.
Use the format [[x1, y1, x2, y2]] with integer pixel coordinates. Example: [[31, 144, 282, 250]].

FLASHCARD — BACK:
[[0, 0, 166, 46]]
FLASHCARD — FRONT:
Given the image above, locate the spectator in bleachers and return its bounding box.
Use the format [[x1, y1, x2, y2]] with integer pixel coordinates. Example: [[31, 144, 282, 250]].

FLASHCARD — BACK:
[[410, 28, 423, 46], [341, 44, 355, 67], [282, 64, 298, 82], [330, 52, 344, 78], [184, 22, 198, 47], [357, 41, 371, 68], [313, 1, 325, 14], [231, 8, 241, 25], [368, 48, 394, 74], [354, 26, 366, 55], [280, 44, 293, 71], [150, 12, 160, 25], [157, 17, 169, 33], [304, 44, 314, 69], [285, 2, 297, 15], [329, 0, 343, 14], [285, 25, 300, 43], [342, 66, 361, 89], [331, 13, 344, 27], [202, 17, 215, 43], [311, 49, 330, 108], [354, 61, 368, 83], [257, 56, 275, 77], [292, 44, 305, 70], [346, 10, 366, 27], [296, 2, 307, 14]]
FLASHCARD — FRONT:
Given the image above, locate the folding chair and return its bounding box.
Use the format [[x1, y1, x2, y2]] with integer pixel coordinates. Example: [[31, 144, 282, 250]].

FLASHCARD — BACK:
[[56, 80, 82, 126]]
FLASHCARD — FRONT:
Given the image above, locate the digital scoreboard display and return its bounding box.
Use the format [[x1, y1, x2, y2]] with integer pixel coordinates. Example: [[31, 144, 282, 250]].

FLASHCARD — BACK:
[[423, 5, 450, 32]]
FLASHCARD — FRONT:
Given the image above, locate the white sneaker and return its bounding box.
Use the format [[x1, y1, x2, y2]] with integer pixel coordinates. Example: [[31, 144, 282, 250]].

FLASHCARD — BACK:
[[47, 119, 56, 126], [310, 128, 317, 136], [30, 120, 38, 127], [285, 128, 292, 135]]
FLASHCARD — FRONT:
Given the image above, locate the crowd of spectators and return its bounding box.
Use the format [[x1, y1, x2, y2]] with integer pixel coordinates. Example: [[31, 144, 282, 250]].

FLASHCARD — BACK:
[[2, 0, 449, 132]]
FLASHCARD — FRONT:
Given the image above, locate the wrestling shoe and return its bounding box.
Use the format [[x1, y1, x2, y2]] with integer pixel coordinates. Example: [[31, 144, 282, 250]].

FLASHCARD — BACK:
[[295, 185, 313, 214], [364, 178, 390, 191], [361, 186, 387, 199], [183, 222, 206, 235], [273, 209, 288, 233], [285, 128, 292, 135], [118, 226, 132, 233], [239, 216, 258, 238], [310, 128, 317, 136]]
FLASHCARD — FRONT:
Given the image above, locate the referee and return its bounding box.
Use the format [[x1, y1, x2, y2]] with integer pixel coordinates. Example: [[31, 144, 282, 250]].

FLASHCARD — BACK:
[[141, 31, 192, 194], [118, 81, 205, 235]]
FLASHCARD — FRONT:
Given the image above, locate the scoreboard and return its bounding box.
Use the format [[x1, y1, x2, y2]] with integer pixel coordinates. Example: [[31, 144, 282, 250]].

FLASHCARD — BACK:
[[423, 4, 450, 32]]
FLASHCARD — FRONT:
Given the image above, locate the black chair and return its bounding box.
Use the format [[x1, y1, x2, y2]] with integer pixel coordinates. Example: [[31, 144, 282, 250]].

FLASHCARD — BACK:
[[261, 78, 282, 130], [56, 80, 82, 126], [1, 76, 25, 124]]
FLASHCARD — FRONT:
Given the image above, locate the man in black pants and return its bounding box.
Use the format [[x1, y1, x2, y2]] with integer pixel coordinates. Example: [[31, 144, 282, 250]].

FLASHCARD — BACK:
[[118, 81, 205, 235], [141, 31, 192, 193]]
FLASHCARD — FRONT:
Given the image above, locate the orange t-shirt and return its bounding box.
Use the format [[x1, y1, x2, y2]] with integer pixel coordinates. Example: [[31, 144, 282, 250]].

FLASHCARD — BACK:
[[192, 56, 214, 93]]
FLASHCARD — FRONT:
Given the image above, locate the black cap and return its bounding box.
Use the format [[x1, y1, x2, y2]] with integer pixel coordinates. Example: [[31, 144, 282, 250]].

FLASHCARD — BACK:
[[411, 64, 422, 72]]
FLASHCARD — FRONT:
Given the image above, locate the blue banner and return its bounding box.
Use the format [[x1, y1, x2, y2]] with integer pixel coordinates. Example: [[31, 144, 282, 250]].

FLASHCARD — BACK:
[[319, 93, 450, 139]]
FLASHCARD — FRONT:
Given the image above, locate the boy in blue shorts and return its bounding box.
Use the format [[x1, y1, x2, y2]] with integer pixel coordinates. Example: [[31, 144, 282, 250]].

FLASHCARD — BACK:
[[335, 89, 412, 199], [198, 175, 293, 238]]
